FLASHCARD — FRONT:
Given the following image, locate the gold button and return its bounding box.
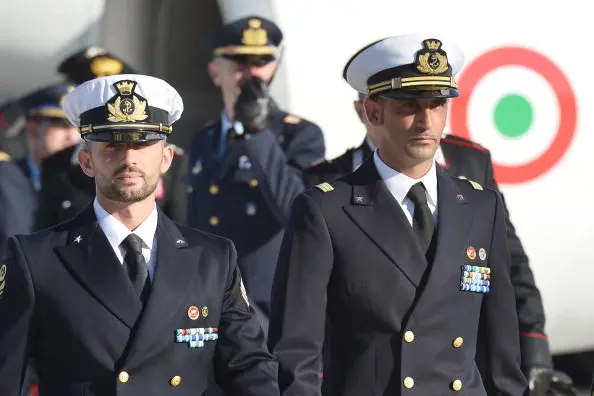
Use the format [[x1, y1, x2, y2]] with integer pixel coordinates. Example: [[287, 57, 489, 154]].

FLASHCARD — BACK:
[[249, 179, 259, 187], [403, 331, 415, 343], [452, 337, 464, 348], [187, 186, 194, 194], [118, 371, 130, 383], [209, 216, 220, 226], [170, 375, 182, 387], [209, 184, 220, 195], [403, 376, 414, 389], [451, 379, 463, 391]]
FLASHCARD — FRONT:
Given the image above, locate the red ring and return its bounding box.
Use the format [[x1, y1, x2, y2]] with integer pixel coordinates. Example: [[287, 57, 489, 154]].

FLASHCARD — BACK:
[[450, 47, 577, 184]]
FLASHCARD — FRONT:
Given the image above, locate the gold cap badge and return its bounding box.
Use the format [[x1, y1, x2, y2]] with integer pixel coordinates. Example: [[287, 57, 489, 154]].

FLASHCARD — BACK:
[[242, 19, 268, 46], [416, 39, 449, 75], [107, 80, 149, 123]]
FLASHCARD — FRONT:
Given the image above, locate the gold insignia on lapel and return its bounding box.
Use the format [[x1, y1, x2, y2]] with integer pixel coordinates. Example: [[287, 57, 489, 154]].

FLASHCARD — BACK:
[[316, 182, 334, 193], [240, 279, 250, 307], [0, 151, 11, 162], [201, 306, 209, 317], [107, 80, 149, 123], [0, 264, 6, 297], [283, 114, 301, 124], [242, 19, 268, 46], [467, 180, 483, 190], [416, 39, 449, 75]]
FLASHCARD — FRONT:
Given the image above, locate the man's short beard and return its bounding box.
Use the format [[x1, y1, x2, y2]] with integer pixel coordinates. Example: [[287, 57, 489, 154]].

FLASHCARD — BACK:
[[100, 179, 157, 203], [98, 165, 158, 203]]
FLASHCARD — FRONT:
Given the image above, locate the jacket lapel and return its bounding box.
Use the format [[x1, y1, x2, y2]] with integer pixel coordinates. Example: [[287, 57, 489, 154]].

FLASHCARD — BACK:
[[408, 168, 477, 319], [124, 212, 203, 368], [54, 205, 143, 328], [343, 159, 427, 287]]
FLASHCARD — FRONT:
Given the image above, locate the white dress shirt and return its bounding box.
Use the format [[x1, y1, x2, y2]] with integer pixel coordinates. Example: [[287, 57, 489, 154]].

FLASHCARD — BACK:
[[93, 199, 158, 281], [373, 150, 439, 226]]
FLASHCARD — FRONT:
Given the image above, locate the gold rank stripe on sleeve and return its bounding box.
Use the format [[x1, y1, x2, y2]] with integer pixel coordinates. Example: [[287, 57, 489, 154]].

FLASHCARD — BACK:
[[315, 182, 334, 193]]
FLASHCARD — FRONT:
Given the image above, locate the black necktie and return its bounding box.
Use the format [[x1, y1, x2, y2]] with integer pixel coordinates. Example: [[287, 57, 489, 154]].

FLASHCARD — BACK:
[[223, 127, 239, 156], [407, 182, 435, 253], [121, 234, 151, 302]]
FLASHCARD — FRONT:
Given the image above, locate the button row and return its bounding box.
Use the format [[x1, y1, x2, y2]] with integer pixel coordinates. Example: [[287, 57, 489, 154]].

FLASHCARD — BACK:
[[118, 371, 182, 387]]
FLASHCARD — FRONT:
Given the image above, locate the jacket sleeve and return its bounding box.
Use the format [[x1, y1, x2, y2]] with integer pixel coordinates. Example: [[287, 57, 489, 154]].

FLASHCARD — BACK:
[[213, 239, 279, 396], [268, 193, 333, 396], [234, 122, 325, 224], [0, 236, 35, 396], [482, 191, 528, 395], [484, 154, 552, 368]]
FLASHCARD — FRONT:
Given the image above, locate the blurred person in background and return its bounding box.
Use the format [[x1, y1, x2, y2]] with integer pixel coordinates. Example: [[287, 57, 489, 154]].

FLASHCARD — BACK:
[[34, 46, 188, 230], [0, 82, 79, 244], [187, 15, 325, 335]]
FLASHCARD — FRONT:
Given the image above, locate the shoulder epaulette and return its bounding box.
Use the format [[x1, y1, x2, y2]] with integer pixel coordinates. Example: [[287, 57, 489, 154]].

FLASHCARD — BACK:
[[441, 136, 488, 153], [466, 179, 483, 190], [0, 151, 11, 162], [167, 143, 185, 157], [283, 114, 301, 125], [315, 182, 334, 192]]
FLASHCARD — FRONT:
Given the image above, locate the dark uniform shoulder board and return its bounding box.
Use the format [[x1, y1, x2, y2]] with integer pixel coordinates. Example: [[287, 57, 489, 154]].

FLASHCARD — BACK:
[[0, 151, 10, 162], [283, 114, 301, 124], [316, 182, 334, 192], [239, 279, 250, 307], [167, 143, 185, 157]]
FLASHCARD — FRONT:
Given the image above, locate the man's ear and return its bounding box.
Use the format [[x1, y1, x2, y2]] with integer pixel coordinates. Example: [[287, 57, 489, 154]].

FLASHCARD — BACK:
[[353, 100, 369, 125], [160, 143, 174, 175], [78, 146, 95, 178], [364, 97, 383, 127], [207, 60, 222, 87]]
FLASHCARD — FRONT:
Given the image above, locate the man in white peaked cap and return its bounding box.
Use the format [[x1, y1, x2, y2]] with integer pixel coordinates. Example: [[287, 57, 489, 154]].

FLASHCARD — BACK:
[[268, 34, 527, 395], [0, 74, 280, 396]]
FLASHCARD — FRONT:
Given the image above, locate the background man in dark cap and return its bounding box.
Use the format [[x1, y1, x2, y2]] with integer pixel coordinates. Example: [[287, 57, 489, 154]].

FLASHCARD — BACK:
[[0, 73, 279, 396], [187, 15, 325, 333], [269, 34, 527, 395], [0, 82, 79, 243], [305, 92, 576, 396], [34, 46, 188, 230]]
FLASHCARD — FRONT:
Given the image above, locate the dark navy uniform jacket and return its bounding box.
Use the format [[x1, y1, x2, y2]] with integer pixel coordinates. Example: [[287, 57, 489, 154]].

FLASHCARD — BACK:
[[306, 134, 552, 370], [0, 205, 279, 396], [187, 110, 325, 329], [0, 157, 37, 244], [269, 158, 527, 395]]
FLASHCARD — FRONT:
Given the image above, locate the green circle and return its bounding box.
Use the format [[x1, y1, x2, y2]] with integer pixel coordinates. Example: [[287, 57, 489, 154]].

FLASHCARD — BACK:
[[493, 94, 533, 138]]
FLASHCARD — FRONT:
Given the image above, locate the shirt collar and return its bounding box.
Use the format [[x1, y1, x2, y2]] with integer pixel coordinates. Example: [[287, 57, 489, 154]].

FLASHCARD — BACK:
[[93, 199, 158, 250], [365, 136, 377, 152], [26, 155, 41, 192], [220, 111, 244, 135], [220, 111, 233, 135], [373, 150, 438, 206]]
